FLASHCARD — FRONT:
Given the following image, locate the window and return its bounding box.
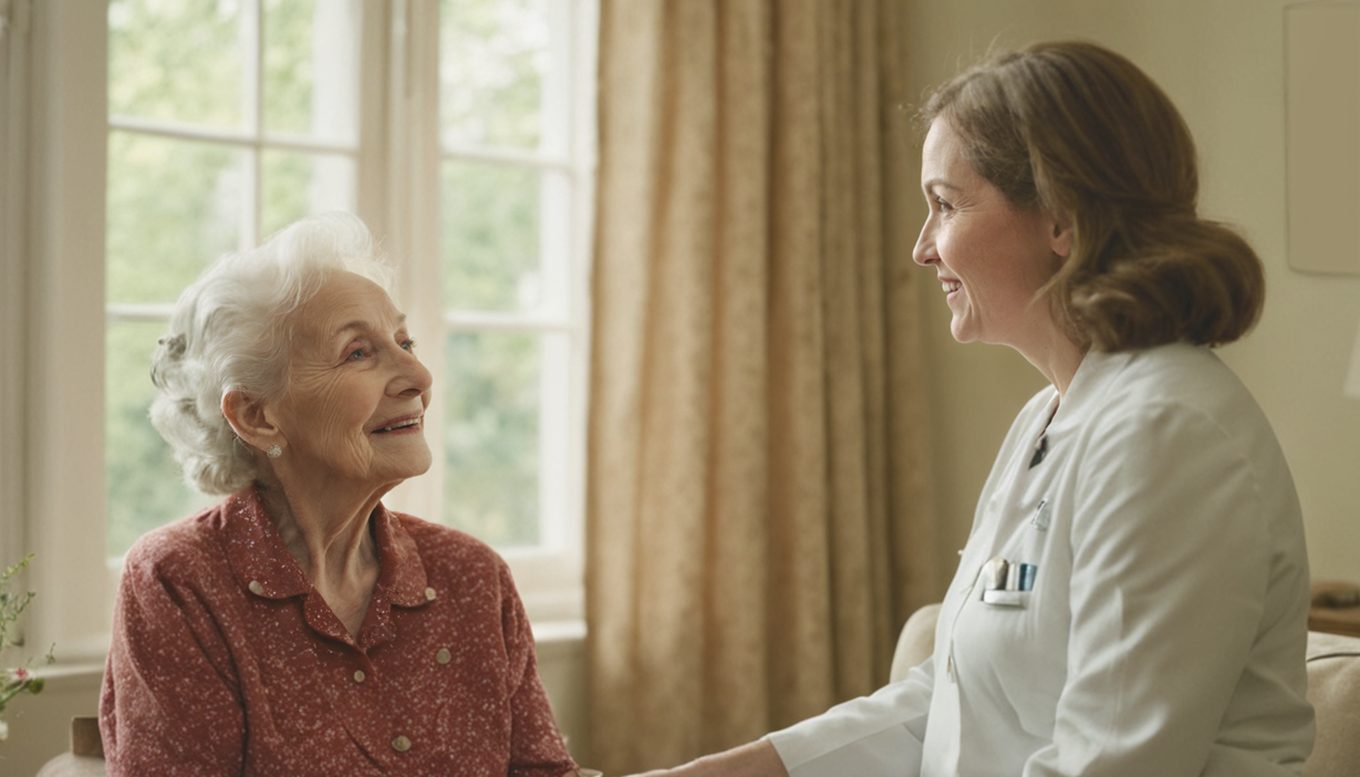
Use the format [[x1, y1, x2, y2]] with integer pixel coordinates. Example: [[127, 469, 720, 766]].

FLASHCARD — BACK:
[[7, 0, 595, 663], [432, 1, 595, 621], [105, 0, 365, 557]]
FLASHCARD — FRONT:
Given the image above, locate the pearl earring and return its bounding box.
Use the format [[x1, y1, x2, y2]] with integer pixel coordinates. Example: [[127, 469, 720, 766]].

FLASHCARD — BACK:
[[266, 444, 282, 459]]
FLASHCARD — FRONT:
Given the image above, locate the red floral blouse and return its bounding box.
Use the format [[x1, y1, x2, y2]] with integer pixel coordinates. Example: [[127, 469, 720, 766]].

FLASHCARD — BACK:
[[100, 487, 578, 776]]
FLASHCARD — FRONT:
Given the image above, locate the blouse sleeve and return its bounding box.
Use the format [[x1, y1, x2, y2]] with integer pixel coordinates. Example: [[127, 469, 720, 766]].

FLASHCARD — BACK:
[[1024, 401, 1301, 777], [498, 562, 581, 777], [763, 656, 934, 777], [100, 547, 246, 776]]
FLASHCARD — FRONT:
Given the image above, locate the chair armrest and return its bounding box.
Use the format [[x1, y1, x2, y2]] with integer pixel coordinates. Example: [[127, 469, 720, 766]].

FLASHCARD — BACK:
[[889, 603, 941, 683]]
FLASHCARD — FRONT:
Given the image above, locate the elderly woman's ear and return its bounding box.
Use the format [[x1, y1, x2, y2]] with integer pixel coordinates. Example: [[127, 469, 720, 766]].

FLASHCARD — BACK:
[[221, 389, 283, 458]]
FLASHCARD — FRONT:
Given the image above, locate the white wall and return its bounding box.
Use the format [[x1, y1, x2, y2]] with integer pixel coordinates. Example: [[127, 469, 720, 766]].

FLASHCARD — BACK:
[[902, 0, 1360, 584], [0, 669, 103, 776]]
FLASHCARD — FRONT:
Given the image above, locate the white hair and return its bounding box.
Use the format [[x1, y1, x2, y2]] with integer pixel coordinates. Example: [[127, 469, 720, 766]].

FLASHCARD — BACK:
[[150, 212, 395, 494]]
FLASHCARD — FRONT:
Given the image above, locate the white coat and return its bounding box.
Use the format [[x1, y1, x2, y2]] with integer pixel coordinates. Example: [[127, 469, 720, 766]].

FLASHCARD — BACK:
[[767, 343, 1315, 777]]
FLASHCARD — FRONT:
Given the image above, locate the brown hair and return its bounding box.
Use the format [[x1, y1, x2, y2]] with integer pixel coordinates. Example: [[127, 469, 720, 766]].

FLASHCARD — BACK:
[[919, 41, 1264, 351]]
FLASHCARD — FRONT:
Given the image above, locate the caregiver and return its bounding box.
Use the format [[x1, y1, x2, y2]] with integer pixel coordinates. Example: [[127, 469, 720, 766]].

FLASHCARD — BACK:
[[629, 40, 1314, 777]]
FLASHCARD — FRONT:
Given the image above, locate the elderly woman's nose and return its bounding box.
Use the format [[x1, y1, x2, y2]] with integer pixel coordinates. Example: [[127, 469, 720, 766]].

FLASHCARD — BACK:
[[394, 346, 434, 395], [399, 348, 432, 394]]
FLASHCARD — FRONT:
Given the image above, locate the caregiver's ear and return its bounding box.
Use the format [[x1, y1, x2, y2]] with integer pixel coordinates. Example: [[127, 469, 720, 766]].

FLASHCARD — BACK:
[[1049, 211, 1073, 258]]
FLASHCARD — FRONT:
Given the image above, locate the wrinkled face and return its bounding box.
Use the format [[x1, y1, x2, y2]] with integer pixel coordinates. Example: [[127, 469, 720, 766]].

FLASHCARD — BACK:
[[266, 271, 433, 490], [912, 117, 1066, 349]]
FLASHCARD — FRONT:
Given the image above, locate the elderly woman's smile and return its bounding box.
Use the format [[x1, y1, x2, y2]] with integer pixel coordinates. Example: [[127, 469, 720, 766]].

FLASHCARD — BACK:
[[266, 270, 434, 488]]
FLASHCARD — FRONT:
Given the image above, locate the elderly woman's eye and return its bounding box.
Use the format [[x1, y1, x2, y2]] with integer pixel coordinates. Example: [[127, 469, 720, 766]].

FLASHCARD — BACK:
[[401, 339, 416, 352], [347, 348, 367, 361]]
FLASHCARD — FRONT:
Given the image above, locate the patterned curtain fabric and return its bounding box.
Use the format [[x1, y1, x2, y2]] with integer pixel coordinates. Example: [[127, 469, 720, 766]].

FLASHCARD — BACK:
[[585, 1, 940, 772]]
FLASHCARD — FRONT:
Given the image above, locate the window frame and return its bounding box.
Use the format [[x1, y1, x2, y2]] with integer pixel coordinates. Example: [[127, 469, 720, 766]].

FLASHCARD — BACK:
[[375, 0, 598, 623], [5, 0, 595, 668], [421, 0, 598, 621], [8, 0, 112, 664]]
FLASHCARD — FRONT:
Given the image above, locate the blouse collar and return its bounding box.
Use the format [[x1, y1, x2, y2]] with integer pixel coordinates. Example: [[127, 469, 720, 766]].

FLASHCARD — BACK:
[[219, 485, 432, 650]]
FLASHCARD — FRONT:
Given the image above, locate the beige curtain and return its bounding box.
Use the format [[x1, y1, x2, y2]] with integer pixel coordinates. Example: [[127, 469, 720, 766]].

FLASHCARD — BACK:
[[585, 1, 939, 773]]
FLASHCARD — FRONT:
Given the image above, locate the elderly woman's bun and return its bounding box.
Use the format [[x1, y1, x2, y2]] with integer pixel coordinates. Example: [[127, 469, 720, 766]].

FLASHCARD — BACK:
[[150, 212, 394, 494], [919, 41, 1264, 351]]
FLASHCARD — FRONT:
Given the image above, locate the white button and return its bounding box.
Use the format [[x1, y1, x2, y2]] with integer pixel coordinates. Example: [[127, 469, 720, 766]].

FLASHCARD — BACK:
[[248, 580, 264, 595], [424, 587, 437, 601], [353, 670, 366, 683], [435, 648, 451, 665], [392, 735, 412, 753]]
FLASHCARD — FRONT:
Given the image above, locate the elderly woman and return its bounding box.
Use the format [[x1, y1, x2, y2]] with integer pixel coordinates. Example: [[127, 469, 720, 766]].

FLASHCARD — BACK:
[[99, 213, 580, 776], [630, 41, 1314, 777]]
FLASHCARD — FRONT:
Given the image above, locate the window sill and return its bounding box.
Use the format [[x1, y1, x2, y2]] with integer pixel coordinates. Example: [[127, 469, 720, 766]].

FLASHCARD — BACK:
[[532, 617, 587, 655]]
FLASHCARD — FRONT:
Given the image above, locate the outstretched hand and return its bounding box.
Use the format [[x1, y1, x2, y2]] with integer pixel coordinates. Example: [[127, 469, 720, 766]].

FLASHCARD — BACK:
[[616, 740, 789, 777]]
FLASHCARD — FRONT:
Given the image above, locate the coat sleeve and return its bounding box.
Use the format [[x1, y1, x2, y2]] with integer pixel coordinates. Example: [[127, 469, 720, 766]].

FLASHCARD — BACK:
[[100, 545, 246, 776], [499, 561, 581, 777], [763, 655, 934, 777], [1023, 401, 1298, 777]]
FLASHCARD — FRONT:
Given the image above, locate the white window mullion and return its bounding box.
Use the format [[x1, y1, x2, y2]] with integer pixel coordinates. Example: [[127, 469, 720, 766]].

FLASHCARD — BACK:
[[443, 311, 573, 332], [353, 0, 391, 236], [538, 0, 577, 322], [241, 0, 262, 247], [106, 303, 176, 324], [441, 144, 572, 173], [241, 0, 261, 134], [538, 332, 572, 549], [380, 0, 444, 523], [311, 0, 359, 143], [107, 116, 356, 156], [541, 0, 572, 159], [560, 0, 601, 612]]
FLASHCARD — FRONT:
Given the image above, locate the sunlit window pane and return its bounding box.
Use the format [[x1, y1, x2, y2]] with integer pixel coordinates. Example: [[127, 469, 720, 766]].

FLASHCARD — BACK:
[[108, 0, 248, 129], [442, 330, 542, 547], [263, 0, 359, 143], [440, 0, 550, 150], [261, 149, 357, 238], [442, 159, 551, 313], [106, 321, 217, 557], [107, 131, 244, 305]]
